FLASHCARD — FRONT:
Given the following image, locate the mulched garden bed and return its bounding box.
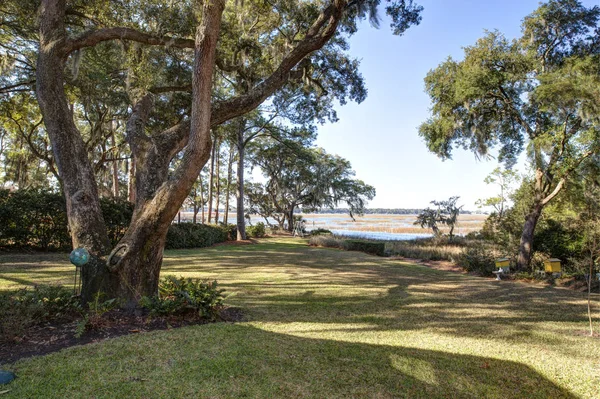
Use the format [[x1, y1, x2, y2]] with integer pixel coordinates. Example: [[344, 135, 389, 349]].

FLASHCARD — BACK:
[[0, 307, 243, 365]]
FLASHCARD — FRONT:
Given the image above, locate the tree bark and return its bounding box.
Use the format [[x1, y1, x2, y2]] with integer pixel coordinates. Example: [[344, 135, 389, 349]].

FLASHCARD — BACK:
[[236, 119, 247, 240], [128, 155, 136, 203], [516, 201, 543, 270], [207, 137, 216, 223], [36, 0, 115, 303], [224, 142, 234, 225], [111, 127, 119, 198], [192, 188, 198, 224], [200, 175, 205, 223], [286, 205, 296, 232], [214, 139, 221, 224]]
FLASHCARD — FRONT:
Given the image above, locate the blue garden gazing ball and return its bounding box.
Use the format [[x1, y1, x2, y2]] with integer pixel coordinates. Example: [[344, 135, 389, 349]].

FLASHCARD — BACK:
[[69, 247, 90, 267], [0, 370, 16, 384]]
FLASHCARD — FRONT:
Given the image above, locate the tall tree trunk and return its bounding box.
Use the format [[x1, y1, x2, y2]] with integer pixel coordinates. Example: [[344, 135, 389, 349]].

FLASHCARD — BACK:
[[224, 142, 234, 225], [128, 155, 136, 203], [236, 120, 247, 240], [111, 128, 119, 198], [200, 175, 205, 223], [286, 205, 295, 232], [516, 201, 543, 270], [214, 139, 220, 224], [192, 188, 198, 224], [36, 0, 115, 303], [516, 166, 566, 270], [207, 137, 216, 223]]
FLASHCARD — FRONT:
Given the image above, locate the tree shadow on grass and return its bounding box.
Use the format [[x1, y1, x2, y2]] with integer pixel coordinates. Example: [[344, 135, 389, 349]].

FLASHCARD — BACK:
[[162, 243, 593, 346], [5, 323, 577, 398]]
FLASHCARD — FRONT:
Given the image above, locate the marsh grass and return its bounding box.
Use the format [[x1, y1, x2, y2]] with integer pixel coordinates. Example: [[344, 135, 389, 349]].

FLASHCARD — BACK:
[[1, 238, 599, 398], [301, 213, 487, 235]]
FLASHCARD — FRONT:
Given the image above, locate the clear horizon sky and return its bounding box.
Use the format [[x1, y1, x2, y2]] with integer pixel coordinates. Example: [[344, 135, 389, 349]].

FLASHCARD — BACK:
[[312, 0, 598, 211]]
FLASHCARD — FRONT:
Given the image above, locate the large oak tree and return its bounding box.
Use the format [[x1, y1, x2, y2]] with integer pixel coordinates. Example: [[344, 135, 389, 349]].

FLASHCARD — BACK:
[[419, 0, 600, 270], [14, 0, 423, 306]]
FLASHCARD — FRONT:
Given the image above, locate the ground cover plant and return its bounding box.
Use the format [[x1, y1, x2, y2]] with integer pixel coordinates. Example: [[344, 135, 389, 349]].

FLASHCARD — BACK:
[[0, 238, 598, 398]]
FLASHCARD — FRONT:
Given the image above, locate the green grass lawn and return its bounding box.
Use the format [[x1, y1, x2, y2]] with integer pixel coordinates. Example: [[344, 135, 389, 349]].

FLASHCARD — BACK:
[[1, 238, 599, 398]]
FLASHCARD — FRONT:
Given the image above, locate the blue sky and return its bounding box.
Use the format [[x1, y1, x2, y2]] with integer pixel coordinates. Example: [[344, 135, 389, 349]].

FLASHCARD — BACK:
[[313, 0, 598, 210]]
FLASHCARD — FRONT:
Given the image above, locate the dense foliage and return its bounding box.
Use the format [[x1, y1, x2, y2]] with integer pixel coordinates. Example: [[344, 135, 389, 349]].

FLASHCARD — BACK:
[[0, 189, 231, 251], [140, 276, 225, 320], [344, 240, 385, 256], [165, 223, 232, 250], [0, 190, 133, 250], [246, 222, 266, 238]]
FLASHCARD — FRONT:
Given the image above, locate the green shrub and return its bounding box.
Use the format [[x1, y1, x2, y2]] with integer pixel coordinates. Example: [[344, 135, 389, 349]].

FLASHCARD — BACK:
[[246, 222, 266, 238], [344, 240, 385, 256], [533, 220, 584, 268], [165, 223, 229, 249], [310, 228, 332, 236], [0, 285, 81, 342], [456, 244, 497, 276], [309, 235, 345, 249], [0, 189, 70, 250], [100, 198, 134, 246], [220, 223, 238, 240], [0, 189, 133, 250], [140, 276, 225, 320]]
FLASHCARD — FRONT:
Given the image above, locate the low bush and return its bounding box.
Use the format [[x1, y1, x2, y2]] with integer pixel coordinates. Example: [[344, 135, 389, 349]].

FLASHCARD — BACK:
[[0, 285, 81, 342], [455, 244, 497, 276], [0, 189, 133, 250], [0, 189, 71, 250], [165, 223, 229, 249], [308, 235, 346, 249], [140, 276, 225, 320], [309, 228, 332, 236], [246, 222, 266, 238], [219, 223, 238, 240], [344, 240, 385, 256]]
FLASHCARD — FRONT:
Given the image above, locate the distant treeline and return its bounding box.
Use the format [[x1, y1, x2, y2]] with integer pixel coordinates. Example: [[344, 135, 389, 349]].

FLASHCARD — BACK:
[[302, 208, 476, 215]]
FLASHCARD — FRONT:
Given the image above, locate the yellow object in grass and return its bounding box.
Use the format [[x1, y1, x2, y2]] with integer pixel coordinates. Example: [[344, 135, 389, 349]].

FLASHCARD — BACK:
[[495, 258, 510, 268], [544, 258, 561, 273]]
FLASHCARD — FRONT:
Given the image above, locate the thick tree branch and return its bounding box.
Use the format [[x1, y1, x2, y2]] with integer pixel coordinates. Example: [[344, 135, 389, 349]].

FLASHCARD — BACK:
[[210, 0, 345, 126], [64, 27, 195, 56], [149, 84, 192, 94], [0, 79, 36, 94], [541, 149, 595, 206]]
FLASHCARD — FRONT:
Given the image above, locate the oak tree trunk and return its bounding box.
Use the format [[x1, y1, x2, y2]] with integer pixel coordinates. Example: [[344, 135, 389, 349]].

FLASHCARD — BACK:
[[516, 201, 543, 270], [111, 128, 119, 198], [37, 0, 116, 303], [200, 175, 205, 223]]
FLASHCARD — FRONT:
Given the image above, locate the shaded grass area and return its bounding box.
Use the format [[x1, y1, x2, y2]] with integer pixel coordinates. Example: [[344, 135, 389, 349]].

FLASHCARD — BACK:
[[1, 238, 599, 398]]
